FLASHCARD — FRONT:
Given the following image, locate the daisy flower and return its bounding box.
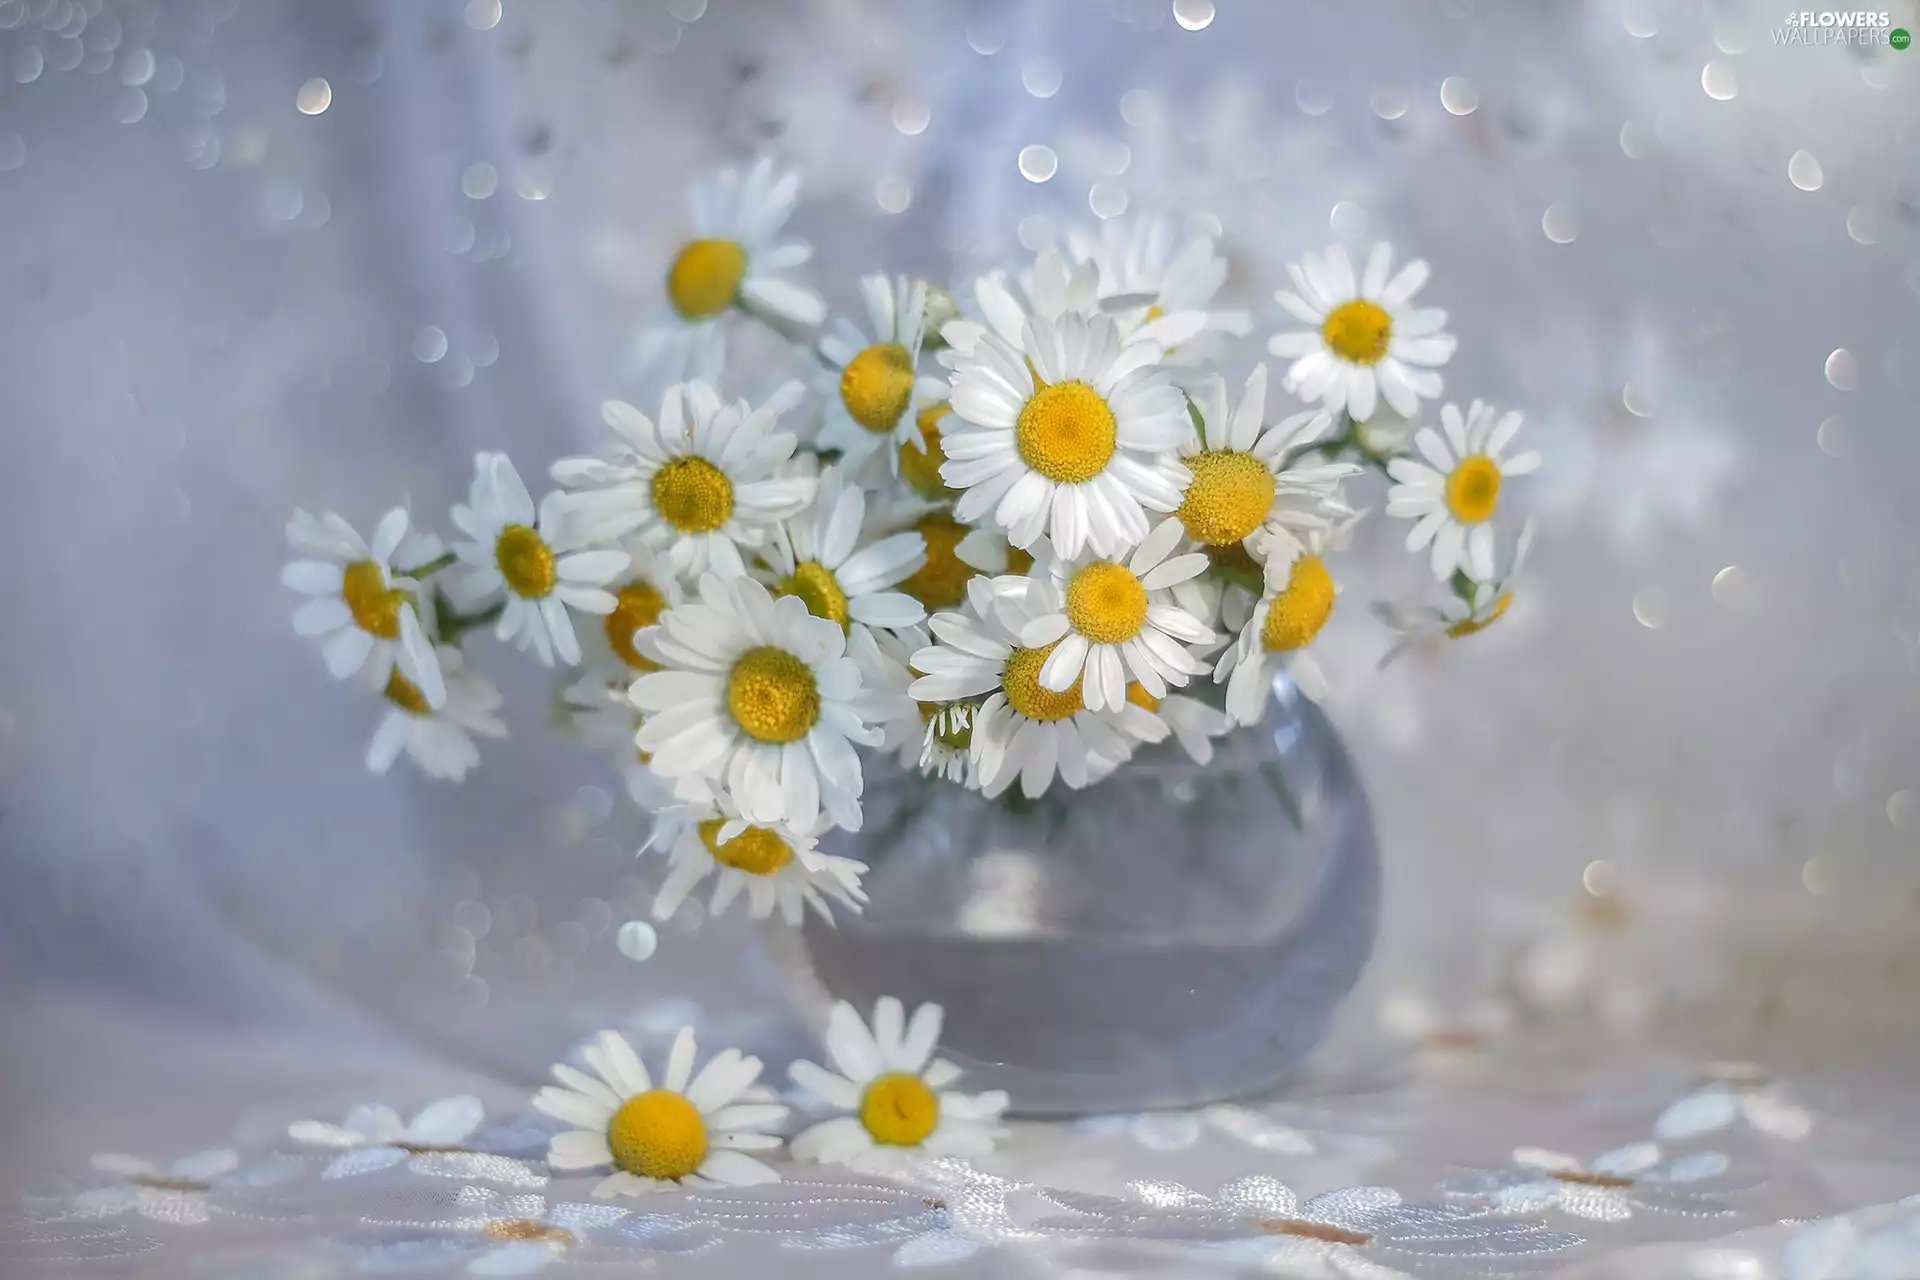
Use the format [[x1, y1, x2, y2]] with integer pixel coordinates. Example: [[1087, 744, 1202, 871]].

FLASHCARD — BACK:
[[629, 157, 824, 393], [646, 793, 867, 926], [909, 576, 1139, 799], [1169, 365, 1358, 566], [630, 573, 884, 830], [814, 275, 945, 480], [534, 1028, 785, 1198], [788, 998, 1009, 1174], [70, 1149, 241, 1226], [576, 537, 684, 675], [1375, 520, 1534, 667], [1121, 683, 1231, 766], [936, 248, 1101, 360], [942, 310, 1190, 559], [1386, 400, 1541, 581], [446, 453, 628, 666], [1442, 1144, 1751, 1222], [1268, 242, 1456, 422], [365, 645, 506, 781], [283, 506, 445, 709], [1066, 213, 1251, 354], [1214, 528, 1347, 725], [758, 466, 927, 633], [550, 383, 815, 578], [286, 1095, 485, 1179], [1019, 519, 1215, 712]]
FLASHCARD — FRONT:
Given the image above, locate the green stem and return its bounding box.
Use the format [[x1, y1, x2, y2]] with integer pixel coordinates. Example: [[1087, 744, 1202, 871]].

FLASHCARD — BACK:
[[399, 551, 457, 579], [434, 594, 504, 643]]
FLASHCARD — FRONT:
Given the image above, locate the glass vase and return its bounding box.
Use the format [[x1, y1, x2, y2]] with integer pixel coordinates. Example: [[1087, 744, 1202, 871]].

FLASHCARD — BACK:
[[782, 676, 1380, 1116]]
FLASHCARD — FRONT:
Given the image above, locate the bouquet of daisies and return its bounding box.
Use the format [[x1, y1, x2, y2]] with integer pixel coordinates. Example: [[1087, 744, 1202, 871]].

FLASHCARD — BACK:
[[282, 156, 1540, 933]]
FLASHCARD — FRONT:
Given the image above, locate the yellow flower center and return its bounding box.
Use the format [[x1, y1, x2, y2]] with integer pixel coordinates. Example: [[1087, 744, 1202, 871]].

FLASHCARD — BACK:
[[605, 582, 667, 669], [666, 238, 746, 320], [383, 668, 433, 715], [1446, 592, 1513, 639], [495, 524, 556, 598], [725, 645, 820, 743], [1177, 450, 1276, 547], [1124, 681, 1161, 712], [859, 1072, 940, 1147], [900, 512, 973, 610], [1001, 641, 1084, 721], [1260, 554, 1335, 652], [1143, 304, 1165, 321], [899, 405, 953, 498], [698, 817, 794, 875], [840, 342, 916, 434], [651, 456, 735, 534], [606, 1089, 708, 1181], [128, 1174, 210, 1192], [1064, 560, 1149, 644], [485, 1219, 573, 1245], [340, 560, 407, 639], [1443, 454, 1502, 524], [1016, 380, 1117, 484], [778, 560, 850, 630], [1321, 299, 1392, 365]]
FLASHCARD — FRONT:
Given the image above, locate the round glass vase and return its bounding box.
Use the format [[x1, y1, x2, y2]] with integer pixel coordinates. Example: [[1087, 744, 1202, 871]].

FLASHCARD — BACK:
[[782, 676, 1380, 1116]]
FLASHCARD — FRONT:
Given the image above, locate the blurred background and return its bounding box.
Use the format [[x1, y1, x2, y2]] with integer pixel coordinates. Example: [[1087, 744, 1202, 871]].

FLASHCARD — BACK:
[[2, 0, 1919, 1212]]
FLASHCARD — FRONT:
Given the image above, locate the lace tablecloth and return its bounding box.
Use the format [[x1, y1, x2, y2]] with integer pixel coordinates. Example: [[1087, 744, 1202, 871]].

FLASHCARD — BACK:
[[6, 0, 1920, 1275]]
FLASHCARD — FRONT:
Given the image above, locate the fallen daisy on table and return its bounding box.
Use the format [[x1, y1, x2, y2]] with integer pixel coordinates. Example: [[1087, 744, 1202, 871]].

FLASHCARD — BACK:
[[788, 998, 1009, 1174], [534, 1028, 785, 1197]]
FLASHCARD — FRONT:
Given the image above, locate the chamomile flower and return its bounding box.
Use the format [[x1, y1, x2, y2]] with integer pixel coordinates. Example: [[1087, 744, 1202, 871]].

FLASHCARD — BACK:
[[1386, 400, 1540, 581], [936, 248, 1101, 360], [577, 537, 684, 675], [365, 646, 506, 781], [647, 794, 866, 926], [1374, 520, 1535, 667], [1214, 532, 1344, 725], [1020, 519, 1215, 712], [1066, 214, 1251, 354], [1169, 365, 1358, 566], [534, 1028, 785, 1198], [815, 275, 945, 479], [1121, 683, 1231, 766], [551, 383, 816, 578], [283, 507, 445, 709], [917, 702, 980, 785], [758, 467, 927, 633], [630, 574, 884, 830], [1268, 242, 1456, 422], [909, 576, 1139, 798], [943, 310, 1189, 559], [629, 158, 825, 394], [447, 453, 629, 667], [789, 998, 1009, 1174]]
